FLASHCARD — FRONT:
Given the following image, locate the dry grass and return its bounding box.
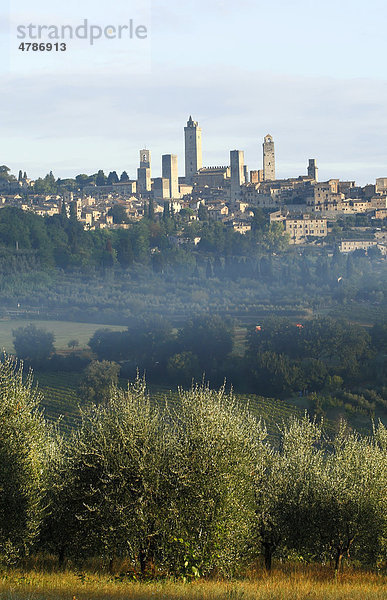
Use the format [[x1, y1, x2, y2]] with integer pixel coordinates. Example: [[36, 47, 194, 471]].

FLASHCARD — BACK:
[[0, 566, 385, 600]]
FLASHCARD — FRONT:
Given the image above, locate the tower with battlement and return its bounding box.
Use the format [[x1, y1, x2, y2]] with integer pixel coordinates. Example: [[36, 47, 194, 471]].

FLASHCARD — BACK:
[[184, 116, 202, 183], [263, 134, 275, 181]]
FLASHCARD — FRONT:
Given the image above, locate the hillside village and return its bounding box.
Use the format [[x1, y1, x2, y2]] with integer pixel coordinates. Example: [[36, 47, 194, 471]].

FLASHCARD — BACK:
[[1, 117, 386, 256]]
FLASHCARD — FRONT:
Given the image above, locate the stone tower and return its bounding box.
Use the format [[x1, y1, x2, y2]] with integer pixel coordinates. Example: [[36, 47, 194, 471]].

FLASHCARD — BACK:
[[184, 116, 202, 183], [308, 159, 318, 182], [263, 134, 275, 181], [162, 154, 179, 198], [140, 149, 151, 169], [138, 149, 151, 192], [230, 150, 245, 203]]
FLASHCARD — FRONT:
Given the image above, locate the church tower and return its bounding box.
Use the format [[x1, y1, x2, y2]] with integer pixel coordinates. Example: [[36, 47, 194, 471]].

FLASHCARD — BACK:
[[184, 116, 202, 183], [137, 149, 151, 192], [263, 134, 275, 181], [140, 149, 151, 169]]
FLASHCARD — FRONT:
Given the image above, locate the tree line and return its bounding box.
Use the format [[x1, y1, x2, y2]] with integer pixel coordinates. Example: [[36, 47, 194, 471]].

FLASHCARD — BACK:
[[0, 356, 385, 577], [10, 315, 387, 416], [0, 206, 290, 271], [0, 207, 384, 303], [86, 316, 386, 412], [0, 208, 385, 335]]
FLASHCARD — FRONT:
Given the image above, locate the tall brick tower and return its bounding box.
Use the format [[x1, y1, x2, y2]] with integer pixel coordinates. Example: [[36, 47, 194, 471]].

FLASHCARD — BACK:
[[263, 134, 275, 181], [184, 116, 202, 184], [162, 154, 179, 198], [308, 158, 318, 182], [230, 150, 245, 203]]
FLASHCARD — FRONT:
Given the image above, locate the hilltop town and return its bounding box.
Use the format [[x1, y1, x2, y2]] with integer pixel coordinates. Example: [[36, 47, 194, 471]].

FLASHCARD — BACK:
[[1, 116, 386, 255]]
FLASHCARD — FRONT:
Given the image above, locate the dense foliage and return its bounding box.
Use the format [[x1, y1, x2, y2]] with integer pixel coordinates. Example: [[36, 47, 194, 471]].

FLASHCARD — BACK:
[[0, 360, 386, 576], [83, 316, 387, 417], [0, 211, 384, 338], [10, 314, 386, 419], [12, 324, 55, 367], [0, 357, 52, 564], [0, 206, 287, 272], [0, 207, 385, 285]]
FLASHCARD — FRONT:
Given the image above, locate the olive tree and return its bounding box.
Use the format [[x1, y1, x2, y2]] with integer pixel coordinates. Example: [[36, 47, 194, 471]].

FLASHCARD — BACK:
[[0, 356, 52, 563], [250, 416, 324, 571], [78, 360, 120, 404], [166, 383, 266, 577], [51, 376, 171, 574], [317, 421, 387, 573]]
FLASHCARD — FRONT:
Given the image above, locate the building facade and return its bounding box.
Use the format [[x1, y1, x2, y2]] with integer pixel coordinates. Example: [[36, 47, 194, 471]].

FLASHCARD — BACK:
[[153, 177, 170, 200], [192, 166, 230, 188], [339, 240, 381, 253], [285, 214, 328, 244]]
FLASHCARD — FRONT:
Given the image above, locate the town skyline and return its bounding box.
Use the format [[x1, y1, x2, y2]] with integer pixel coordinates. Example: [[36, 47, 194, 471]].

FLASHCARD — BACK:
[[1, 113, 386, 258], [1, 1, 386, 185], [2, 114, 386, 188]]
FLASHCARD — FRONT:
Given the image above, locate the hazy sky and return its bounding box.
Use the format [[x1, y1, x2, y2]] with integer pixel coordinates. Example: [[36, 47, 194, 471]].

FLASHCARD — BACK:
[[1, 0, 387, 184]]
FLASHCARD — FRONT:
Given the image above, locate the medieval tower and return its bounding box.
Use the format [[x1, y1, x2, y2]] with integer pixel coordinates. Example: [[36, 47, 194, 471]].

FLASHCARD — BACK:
[[263, 134, 275, 181], [230, 150, 245, 203], [184, 116, 203, 183], [162, 154, 179, 198], [137, 149, 151, 192], [308, 158, 319, 182]]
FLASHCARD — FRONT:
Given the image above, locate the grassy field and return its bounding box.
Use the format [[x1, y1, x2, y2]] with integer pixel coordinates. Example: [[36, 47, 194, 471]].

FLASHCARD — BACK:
[[0, 568, 385, 600], [0, 320, 126, 354]]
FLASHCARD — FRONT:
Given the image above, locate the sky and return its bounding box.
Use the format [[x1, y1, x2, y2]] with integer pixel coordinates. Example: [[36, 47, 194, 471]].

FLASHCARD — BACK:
[[1, 0, 386, 184]]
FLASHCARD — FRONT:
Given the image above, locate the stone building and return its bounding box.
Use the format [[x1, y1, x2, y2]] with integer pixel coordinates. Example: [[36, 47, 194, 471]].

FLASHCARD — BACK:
[[250, 170, 265, 184], [285, 214, 328, 244], [153, 177, 170, 200], [207, 203, 229, 221], [339, 240, 380, 253], [376, 178, 387, 194], [370, 195, 387, 209], [309, 180, 345, 212], [192, 166, 230, 188]]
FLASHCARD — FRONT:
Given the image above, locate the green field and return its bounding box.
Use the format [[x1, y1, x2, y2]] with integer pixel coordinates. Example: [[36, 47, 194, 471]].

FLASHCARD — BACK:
[[33, 370, 303, 437], [34, 371, 82, 431], [0, 319, 126, 353]]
